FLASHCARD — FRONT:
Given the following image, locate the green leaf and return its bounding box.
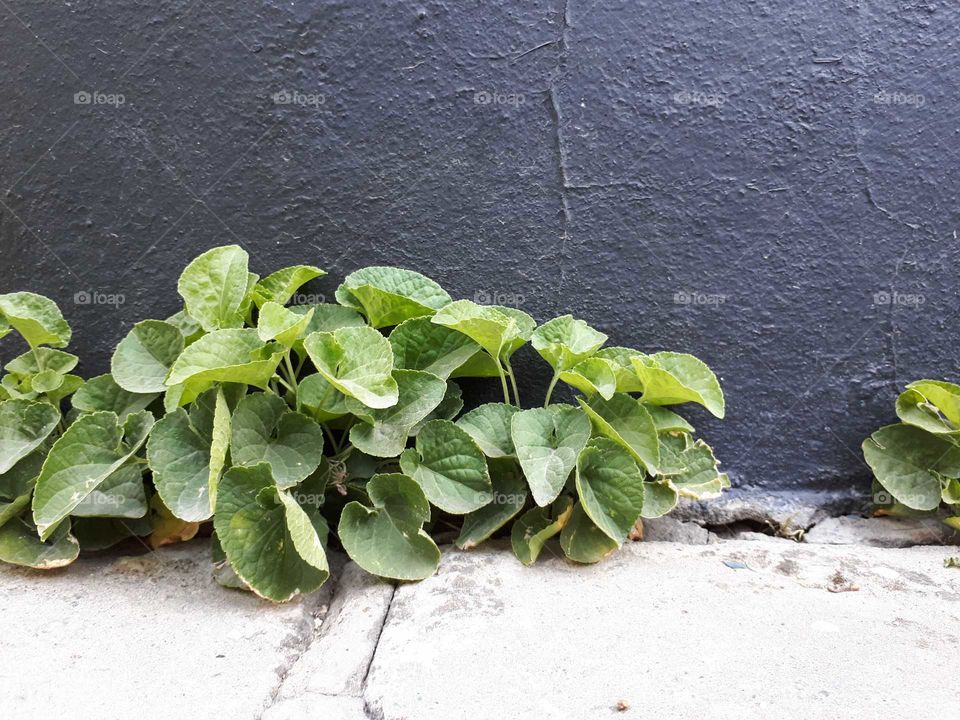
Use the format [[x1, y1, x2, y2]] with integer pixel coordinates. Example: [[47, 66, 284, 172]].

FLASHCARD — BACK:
[[257, 302, 314, 346], [297, 373, 350, 423], [511, 405, 591, 507], [231, 394, 325, 489], [5, 347, 78, 376], [410, 380, 463, 435], [276, 489, 329, 577], [71, 516, 151, 551], [0, 292, 71, 348], [578, 393, 659, 474], [659, 440, 724, 500], [111, 320, 185, 393], [0, 451, 42, 529], [32, 410, 154, 540], [559, 358, 617, 400], [338, 473, 441, 581], [303, 326, 399, 409], [208, 388, 232, 510], [560, 502, 619, 563], [645, 404, 695, 433], [531, 315, 607, 373], [862, 424, 960, 511], [72, 374, 157, 421], [30, 369, 64, 394], [389, 317, 481, 379], [165, 329, 284, 405], [213, 464, 329, 602], [0, 399, 60, 473], [630, 352, 725, 418], [336, 266, 451, 328], [896, 381, 960, 434], [166, 309, 204, 344], [640, 480, 679, 518], [594, 347, 645, 393], [253, 265, 326, 307], [511, 496, 573, 566], [449, 351, 502, 379], [347, 369, 446, 457], [291, 303, 366, 334], [456, 458, 527, 549], [432, 300, 527, 362], [456, 403, 518, 458], [0, 516, 78, 568], [44, 374, 83, 403], [71, 463, 147, 518], [575, 437, 645, 544], [177, 245, 251, 331], [399, 419, 491, 514]]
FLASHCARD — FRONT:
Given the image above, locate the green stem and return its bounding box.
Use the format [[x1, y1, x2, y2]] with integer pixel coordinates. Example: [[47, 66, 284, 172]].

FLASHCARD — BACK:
[[504, 359, 521, 407], [544, 372, 560, 407], [283, 352, 299, 389], [323, 424, 341, 454], [496, 363, 511, 404]]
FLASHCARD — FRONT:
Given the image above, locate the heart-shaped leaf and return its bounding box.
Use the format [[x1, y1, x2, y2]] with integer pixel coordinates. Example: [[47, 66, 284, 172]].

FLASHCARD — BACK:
[[578, 393, 659, 474], [575, 437, 645, 544], [389, 317, 481, 379], [298, 373, 350, 422], [5, 347, 78, 376], [0, 292, 71, 348], [896, 380, 960, 434], [511, 405, 591, 507], [257, 302, 314, 346], [0, 516, 78, 569], [0, 399, 60, 474], [303, 326, 398, 409], [177, 245, 251, 332], [338, 473, 440, 580], [399, 419, 491, 514], [511, 496, 573, 565], [111, 320, 185, 393], [347, 369, 446, 457], [231, 394, 325, 488], [253, 265, 325, 307], [630, 352, 725, 418], [457, 403, 518, 458], [559, 357, 617, 400], [456, 458, 527, 549], [862, 424, 960, 511], [214, 464, 329, 602], [32, 410, 154, 540], [336, 266, 451, 328], [72, 374, 158, 421], [432, 300, 533, 363], [560, 502, 619, 563], [595, 347, 646, 393], [532, 315, 607, 373]]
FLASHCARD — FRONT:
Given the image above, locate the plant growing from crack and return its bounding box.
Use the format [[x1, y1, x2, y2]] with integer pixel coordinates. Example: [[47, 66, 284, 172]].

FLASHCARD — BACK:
[[0, 245, 728, 601]]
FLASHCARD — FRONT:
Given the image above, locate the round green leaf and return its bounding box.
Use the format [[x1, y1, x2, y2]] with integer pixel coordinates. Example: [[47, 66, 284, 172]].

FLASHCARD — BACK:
[[575, 438, 645, 544], [0, 399, 60, 474], [298, 373, 350, 422], [176, 245, 251, 331], [0, 292, 71, 348], [338, 473, 440, 581], [531, 315, 607, 373], [578, 393, 660, 474], [303, 326, 398, 409], [111, 320, 185, 393], [0, 516, 78, 569], [399, 419, 491, 514], [456, 403, 518, 458], [72, 374, 157, 421], [630, 352, 725, 418], [456, 458, 527, 549], [336, 266, 451, 328], [389, 317, 481, 379], [560, 502, 619, 564], [511, 405, 591, 507]]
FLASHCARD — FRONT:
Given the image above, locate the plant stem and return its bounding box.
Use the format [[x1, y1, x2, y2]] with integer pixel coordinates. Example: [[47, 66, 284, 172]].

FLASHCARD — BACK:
[[497, 364, 511, 404], [504, 359, 521, 407], [544, 372, 560, 407], [322, 424, 341, 454]]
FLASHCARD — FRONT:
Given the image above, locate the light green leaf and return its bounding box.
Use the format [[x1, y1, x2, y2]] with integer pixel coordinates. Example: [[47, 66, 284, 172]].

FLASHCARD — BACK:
[[165, 309, 204, 344], [111, 320, 185, 393], [5, 347, 78, 376], [559, 357, 617, 400], [338, 473, 440, 580], [71, 463, 147, 518], [290, 303, 366, 334], [660, 440, 724, 500], [231, 394, 325, 489], [298, 373, 350, 423], [560, 502, 619, 563], [511, 405, 591, 507], [578, 393, 659, 474], [0, 292, 71, 348], [456, 403, 518, 458], [253, 265, 326, 307], [594, 347, 645, 393], [44, 374, 83, 403], [449, 350, 502, 379], [336, 266, 451, 328], [303, 326, 398, 409], [630, 352, 725, 418], [208, 388, 232, 510], [257, 302, 314, 346], [165, 328, 284, 405], [410, 380, 463, 435], [389, 317, 481, 379], [276, 489, 329, 576], [30, 369, 64, 394], [0, 516, 78, 568], [0, 399, 60, 473], [645, 404, 695, 433], [0, 451, 43, 529], [897, 380, 960, 434], [576, 437, 645, 544], [511, 496, 573, 566], [213, 464, 329, 602], [431, 300, 523, 362], [399, 419, 491, 514], [72, 374, 157, 420], [862, 424, 960, 511], [532, 315, 607, 373], [32, 410, 154, 540], [177, 245, 250, 331], [456, 458, 527, 549], [490, 305, 536, 361], [348, 369, 446, 457]]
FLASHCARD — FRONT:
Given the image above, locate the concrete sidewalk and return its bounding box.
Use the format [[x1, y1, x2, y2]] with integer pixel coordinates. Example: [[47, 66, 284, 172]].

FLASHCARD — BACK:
[[2, 527, 958, 720]]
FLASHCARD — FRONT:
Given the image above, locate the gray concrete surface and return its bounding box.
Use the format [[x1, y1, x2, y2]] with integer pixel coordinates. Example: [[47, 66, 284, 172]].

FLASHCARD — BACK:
[[2, 532, 959, 720]]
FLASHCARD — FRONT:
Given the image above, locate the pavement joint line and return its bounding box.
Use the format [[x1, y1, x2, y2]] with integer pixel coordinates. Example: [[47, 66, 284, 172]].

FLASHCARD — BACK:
[[359, 582, 398, 717]]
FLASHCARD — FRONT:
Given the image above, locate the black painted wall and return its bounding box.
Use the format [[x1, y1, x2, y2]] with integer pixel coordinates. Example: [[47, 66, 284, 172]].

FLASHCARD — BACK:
[[2, 1, 957, 507]]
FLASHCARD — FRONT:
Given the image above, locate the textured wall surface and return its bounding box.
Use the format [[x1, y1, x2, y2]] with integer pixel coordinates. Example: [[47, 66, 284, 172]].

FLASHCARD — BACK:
[[1, 1, 957, 506]]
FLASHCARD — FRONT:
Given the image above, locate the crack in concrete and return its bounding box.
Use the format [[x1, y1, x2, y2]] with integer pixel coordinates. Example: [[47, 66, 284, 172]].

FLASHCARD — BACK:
[[359, 583, 397, 720]]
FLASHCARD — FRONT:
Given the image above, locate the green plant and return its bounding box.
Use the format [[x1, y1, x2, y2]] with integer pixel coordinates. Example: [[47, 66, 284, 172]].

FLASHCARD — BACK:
[[0, 245, 728, 601], [863, 380, 960, 529]]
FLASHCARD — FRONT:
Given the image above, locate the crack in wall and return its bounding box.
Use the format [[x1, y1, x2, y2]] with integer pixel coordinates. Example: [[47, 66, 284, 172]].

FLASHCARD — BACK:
[[548, 0, 572, 300]]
